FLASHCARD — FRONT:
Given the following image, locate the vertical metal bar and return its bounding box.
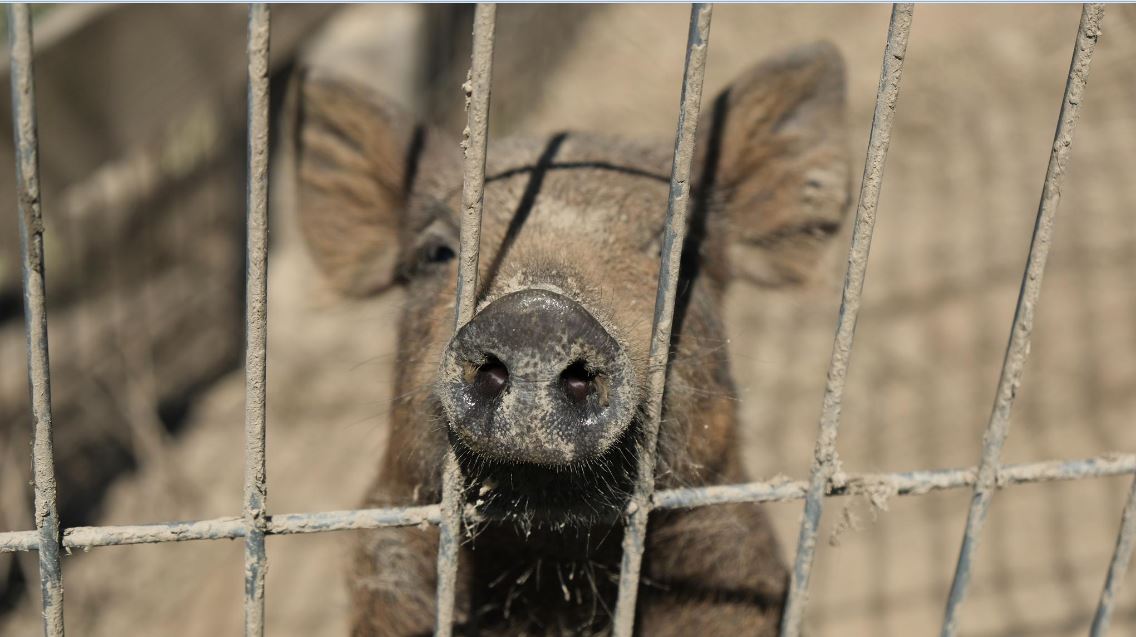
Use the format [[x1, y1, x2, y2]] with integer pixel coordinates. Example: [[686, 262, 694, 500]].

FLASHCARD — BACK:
[[779, 6, 913, 636], [7, 5, 65, 636], [453, 3, 495, 330], [434, 454, 463, 637], [436, 4, 496, 636], [242, 5, 271, 637], [940, 5, 1104, 636], [1090, 475, 1136, 637], [611, 5, 713, 636]]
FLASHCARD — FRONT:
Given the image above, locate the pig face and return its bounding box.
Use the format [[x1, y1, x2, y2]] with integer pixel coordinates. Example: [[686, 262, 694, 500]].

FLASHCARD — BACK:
[[294, 43, 849, 528]]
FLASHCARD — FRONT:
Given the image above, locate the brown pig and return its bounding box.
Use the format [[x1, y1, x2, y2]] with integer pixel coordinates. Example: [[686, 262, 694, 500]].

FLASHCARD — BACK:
[[293, 41, 850, 637]]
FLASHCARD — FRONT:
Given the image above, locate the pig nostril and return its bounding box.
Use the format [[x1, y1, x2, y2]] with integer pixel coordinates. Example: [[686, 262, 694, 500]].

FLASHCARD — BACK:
[[560, 361, 595, 404], [474, 358, 509, 399]]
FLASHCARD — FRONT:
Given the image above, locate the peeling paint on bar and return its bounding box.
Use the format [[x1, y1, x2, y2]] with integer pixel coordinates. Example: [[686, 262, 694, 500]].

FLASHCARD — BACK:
[[940, 6, 1104, 636], [436, 4, 497, 636], [7, 4, 66, 635], [780, 6, 913, 636], [242, 5, 271, 637], [1091, 474, 1136, 637], [611, 5, 713, 637]]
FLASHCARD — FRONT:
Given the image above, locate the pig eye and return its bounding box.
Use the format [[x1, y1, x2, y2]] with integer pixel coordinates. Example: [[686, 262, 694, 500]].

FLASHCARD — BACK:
[[407, 237, 456, 277], [403, 218, 458, 279], [426, 244, 456, 264]]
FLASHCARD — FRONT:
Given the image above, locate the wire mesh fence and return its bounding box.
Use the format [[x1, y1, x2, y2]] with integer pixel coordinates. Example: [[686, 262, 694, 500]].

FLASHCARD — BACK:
[[2, 3, 1133, 637]]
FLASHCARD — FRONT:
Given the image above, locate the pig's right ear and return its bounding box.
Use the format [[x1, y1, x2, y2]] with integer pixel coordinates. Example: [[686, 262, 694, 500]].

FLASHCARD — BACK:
[[695, 42, 850, 288], [294, 69, 457, 296]]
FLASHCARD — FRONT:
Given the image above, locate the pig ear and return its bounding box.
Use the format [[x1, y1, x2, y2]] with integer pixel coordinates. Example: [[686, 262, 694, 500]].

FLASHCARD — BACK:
[[294, 69, 456, 296], [697, 42, 850, 287]]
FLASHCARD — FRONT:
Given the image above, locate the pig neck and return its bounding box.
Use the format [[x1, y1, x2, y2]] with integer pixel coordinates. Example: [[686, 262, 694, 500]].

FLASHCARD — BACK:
[[466, 519, 625, 633]]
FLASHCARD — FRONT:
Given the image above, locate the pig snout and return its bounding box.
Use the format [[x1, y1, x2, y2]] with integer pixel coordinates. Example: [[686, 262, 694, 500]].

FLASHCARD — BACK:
[[439, 288, 636, 466]]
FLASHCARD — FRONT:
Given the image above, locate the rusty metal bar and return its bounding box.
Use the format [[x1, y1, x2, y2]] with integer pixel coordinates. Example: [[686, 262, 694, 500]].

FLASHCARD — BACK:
[[242, 5, 271, 637], [780, 5, 913, 636], [611, 5, 713, 636], [1091, 474, 1136, 637], [940, 6, 1104, 636], [436, 4, 497, 636], [7, 4, 65, 635], [3, 453, 1132, 554]]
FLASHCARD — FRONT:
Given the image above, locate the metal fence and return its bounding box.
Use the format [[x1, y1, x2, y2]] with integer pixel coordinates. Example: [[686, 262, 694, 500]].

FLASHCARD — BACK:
[[2, 3, 1134, 637]]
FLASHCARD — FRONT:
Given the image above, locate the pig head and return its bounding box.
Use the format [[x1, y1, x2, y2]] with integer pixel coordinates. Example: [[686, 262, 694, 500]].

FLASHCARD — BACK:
[[294, 42, 849, 636]]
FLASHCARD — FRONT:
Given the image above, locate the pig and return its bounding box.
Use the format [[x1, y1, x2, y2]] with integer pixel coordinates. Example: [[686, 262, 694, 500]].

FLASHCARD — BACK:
[[293, 41, 849, 637]]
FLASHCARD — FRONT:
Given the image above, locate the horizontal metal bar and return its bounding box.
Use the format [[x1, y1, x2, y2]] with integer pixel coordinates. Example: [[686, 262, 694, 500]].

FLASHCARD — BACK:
[[781, 5, 913, 636], [3, 454, 1131, 554], [267, 505, 441, 536], [57, 505, 440, 550], [940, 6, 1104, 636], [1090, 474, 1136, 637], [654, 453, 1136, 510], [65, 517, 247, 547], [0, 530, 40, 553]]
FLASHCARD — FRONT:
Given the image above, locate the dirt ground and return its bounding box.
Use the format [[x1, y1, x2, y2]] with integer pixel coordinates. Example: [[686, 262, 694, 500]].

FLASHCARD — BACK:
[[4, 4, 1136, 636]]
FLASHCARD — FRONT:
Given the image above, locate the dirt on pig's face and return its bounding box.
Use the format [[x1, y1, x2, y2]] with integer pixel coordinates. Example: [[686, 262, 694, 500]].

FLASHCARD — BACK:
[[294, 42, 850, 529]]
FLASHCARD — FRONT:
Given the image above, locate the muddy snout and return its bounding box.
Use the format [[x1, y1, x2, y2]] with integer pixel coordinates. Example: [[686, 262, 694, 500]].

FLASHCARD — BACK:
[[439, 288, 636, 466]]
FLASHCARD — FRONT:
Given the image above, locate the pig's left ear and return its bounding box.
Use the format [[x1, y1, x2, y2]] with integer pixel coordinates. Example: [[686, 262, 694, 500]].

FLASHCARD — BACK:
[[696, 42, 850, 287]]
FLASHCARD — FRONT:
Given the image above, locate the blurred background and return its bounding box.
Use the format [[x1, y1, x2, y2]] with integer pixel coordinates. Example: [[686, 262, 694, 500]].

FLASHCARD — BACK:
[[1, 4, 1135, 635]]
